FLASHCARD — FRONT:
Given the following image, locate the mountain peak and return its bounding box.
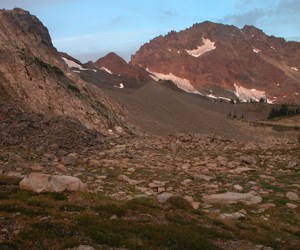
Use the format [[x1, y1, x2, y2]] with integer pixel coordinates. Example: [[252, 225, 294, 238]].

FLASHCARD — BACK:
[[132, 22, 300, 104], [95, 52, 127, 66], [0, 7, 53, 48]]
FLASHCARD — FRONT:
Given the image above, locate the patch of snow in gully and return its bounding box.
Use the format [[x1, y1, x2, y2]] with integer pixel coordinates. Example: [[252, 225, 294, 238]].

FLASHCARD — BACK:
[[185, 38, 216, 57]]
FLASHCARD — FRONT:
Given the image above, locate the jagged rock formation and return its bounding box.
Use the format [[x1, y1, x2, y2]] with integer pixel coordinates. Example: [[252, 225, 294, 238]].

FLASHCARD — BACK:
[[131, 21, 300, 104], [0, 8, 126, 134]]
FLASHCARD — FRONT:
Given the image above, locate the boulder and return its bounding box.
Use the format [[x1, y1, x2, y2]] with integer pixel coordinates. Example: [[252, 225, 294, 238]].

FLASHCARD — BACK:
[[19, 173, 87, 193], [194, 174, 214, 182], [220, 212, 244, 220], [157, 192, 174, 203], [233, 184, 244, 191], [286, 203, 297, 209], [61, 153, 78, 165], [203, 192, 262, 205], [286, 191, 299, 201]]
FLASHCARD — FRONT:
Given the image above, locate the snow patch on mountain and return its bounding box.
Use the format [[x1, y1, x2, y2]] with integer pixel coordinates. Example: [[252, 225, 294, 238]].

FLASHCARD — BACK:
[[147, 69, 202, 95], [253, 48, 260, 53], [62, 57, 82, 68], [100, 67, 113, 74], [206, 94, 232, 102], [291, 67, 298, 72], [207, 94, 218, 99], [114, 83, 124, 89], [234, 83, 267, 102], [185, 38, 216, 57], [62, 57, 97, 72], [149, 74, 160, 81], [79, 68, 97, 72]]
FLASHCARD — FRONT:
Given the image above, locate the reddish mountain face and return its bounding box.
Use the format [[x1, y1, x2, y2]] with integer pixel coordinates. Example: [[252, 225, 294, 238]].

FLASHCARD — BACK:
[[94, 52, 152, 83], [131, 21, 300, 104]]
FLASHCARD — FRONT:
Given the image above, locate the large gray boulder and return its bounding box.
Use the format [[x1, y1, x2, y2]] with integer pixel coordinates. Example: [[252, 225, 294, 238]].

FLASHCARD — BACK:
[[19, 173, 87, 193], [203, 191, 262, 205]]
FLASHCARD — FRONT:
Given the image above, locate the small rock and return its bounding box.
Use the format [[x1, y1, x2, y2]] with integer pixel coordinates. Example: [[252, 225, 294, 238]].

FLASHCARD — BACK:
[[30, 165, 44, 171], [157, 187, 165, 193], [239, 209, 247, 215], [118, 175, 140, 185], [194, 174, 214, 182], [42, 153, 57, 162], [110, 215, 118, 220], [55, 164, 68, 173], [181, 163, 190, 170], [240, 156, 257, 165], [184, 196, 194, 202], [216, 156, 228, 165], [286, 203, 297, 209], [148, 180, 166, 188], [157, 192, 173, 203], [191, 201, 200, 209], [206, 162, 218, 169], [229, 167, 256, 174], [286, 191, 299, 201], [181, 179, 193, 186], [127, 167, 136, 172], [259, 175, 276, 181], [89, 159, 102, 167], [233, 184, 244, 191], [114, 126, 124, 134], [61, 153, 78, 165], [220, 212, 244, 220]]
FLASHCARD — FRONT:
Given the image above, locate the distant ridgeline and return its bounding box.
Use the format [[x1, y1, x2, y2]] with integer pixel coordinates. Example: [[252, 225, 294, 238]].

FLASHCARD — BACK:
[[268, 104, 300, 119]]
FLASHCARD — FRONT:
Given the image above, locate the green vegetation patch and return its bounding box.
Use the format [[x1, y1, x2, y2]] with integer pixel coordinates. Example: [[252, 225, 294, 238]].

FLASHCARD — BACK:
[[0, 202, 48, 216], [77, 216, 219, 250], [18, 221, 80, 249]]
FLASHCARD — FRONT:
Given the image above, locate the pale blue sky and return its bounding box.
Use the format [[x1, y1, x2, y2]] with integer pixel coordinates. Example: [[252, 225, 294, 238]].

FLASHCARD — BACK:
[[1, 0, 299, 62]]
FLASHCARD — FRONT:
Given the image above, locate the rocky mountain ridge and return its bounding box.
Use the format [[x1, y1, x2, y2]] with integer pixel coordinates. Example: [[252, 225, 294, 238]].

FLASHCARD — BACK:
[[0, 8, 129, 135], [131, 21, 300, 104]]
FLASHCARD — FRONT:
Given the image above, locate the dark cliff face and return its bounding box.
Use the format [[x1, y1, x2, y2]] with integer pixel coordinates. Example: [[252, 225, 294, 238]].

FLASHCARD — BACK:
[[131, 21, 300, 104], [0, 8, 65, 69], [0, 8, 127, 133]]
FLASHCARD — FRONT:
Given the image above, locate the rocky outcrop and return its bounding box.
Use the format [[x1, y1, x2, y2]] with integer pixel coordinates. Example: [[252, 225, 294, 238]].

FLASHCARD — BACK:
[[131, 21, 300, 104], [0, 8, 127, 134]]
